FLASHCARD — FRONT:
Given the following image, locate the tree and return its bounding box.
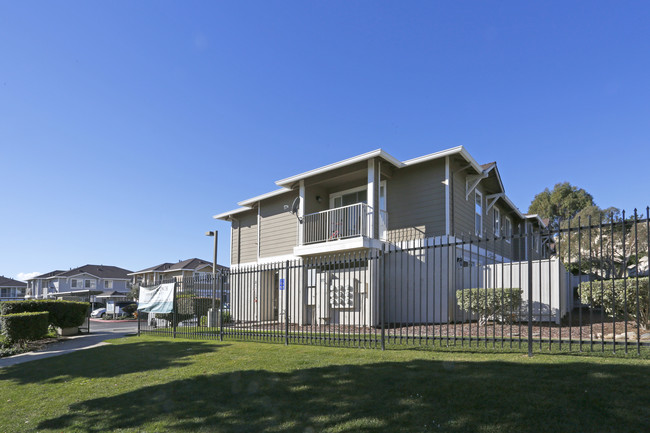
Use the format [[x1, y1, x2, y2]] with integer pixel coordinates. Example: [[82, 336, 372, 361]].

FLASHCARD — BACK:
[[555, 206, 649, 279], [528, 182, 595, 229]]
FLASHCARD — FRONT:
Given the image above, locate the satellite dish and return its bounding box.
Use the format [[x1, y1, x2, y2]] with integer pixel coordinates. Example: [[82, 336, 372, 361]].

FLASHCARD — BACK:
[[290, 197, 302, 223]]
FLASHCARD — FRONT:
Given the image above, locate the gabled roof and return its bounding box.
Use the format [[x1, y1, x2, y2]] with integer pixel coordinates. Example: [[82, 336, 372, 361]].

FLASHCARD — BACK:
[[28, 270, 65, 281], [57, 265, 133, 280], [214, 145, 524, 222], [130, 258, 226, 275], [167, 258, 212, 271], [213, 207, 254, 220], [275, 149, 404, 188], [238, 188, 293, 207], [0, 276, 27, 287], [524, 214, 548, 228]]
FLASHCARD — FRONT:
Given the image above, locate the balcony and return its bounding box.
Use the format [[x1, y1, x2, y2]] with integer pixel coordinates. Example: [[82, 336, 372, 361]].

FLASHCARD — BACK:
[[294, 203, 387, 256]]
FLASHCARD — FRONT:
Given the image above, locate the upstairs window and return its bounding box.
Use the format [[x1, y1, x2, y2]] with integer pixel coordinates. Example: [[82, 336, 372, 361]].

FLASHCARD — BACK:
[[475, 191, 483, 237], [104, 280, 113, 289], [494, 208, 501, 237], [504, 217, 512, 243]]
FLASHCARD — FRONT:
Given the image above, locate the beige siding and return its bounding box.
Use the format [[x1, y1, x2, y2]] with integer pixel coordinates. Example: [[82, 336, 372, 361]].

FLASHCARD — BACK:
[[386, 159, 446, 242], [451, 161, 530, 261], [259, 193, 298, 258], [451, 160, 476, 238], [231, 211, 258, 264]]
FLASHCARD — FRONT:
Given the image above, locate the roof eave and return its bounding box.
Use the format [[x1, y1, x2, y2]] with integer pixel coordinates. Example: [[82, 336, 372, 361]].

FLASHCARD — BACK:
[[274, 149, 404, 188], [402, 146, 483, 173], [213, 206, 254, 220], [237, 187, 294, 207]]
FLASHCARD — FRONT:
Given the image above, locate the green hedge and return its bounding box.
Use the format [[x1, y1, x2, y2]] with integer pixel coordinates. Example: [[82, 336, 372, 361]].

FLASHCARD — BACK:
[[0, 312, 49, 344], [120, 303, 138, 316], [456, 288, 523, 325], [579, 277, 649, 329], [157, 296, 220, 327], [0, 300, 89, 328]]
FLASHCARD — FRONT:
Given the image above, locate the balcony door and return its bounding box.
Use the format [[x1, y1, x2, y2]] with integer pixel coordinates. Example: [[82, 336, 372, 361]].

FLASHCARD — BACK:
[[329, 183, 386, 239]]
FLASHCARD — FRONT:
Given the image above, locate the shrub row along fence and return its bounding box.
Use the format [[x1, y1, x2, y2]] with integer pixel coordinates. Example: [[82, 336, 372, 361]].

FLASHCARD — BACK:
[[139, 209, 650, 355], [0, 300, 90, 346]]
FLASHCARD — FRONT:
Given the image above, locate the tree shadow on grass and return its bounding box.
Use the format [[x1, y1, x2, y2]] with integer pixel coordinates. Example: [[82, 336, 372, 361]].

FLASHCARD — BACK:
[[37, 359, 650, 433], [0, 339, 226, 385]]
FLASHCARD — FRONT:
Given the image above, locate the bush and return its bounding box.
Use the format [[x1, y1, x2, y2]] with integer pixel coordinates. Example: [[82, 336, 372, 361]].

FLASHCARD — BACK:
[[222, 310, 232, 324], [120, 303, 138, 316], [0, 300, 90, 328], [157, 296, 220, 327], [456, 288, 523, 325], [0, 312, 49, 345], [579, 277, 649, 329], [199, 309, 231, 327]]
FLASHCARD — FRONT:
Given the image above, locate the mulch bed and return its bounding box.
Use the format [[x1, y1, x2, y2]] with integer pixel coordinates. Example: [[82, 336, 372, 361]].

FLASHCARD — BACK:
[[0, 336, 63, 358]]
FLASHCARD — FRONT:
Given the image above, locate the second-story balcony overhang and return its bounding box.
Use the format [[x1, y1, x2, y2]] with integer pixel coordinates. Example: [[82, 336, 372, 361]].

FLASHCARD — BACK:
[[294, 203, 387, 256]]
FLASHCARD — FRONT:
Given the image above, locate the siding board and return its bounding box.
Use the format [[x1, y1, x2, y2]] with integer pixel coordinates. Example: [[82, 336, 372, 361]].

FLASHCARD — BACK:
[[231, 211, 258, 264], [386, 160, 446, 241], [259, 193, 298, 258]]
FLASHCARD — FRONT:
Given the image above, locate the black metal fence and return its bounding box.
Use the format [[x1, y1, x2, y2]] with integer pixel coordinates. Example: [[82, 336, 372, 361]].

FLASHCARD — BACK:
[[139, 208, 650, 355]]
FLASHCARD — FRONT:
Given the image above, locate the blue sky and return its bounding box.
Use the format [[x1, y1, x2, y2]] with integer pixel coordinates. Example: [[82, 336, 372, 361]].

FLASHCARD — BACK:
[[1, 2, 649, 281]]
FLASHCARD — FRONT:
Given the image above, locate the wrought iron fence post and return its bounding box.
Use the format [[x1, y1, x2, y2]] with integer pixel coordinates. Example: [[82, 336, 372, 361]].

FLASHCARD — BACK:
[[285, 260, 290, 346], [220, 270, 225, 341], [380, 250, 386, 351], [173, 281, 177, 339], [527, 229, 533, 357]]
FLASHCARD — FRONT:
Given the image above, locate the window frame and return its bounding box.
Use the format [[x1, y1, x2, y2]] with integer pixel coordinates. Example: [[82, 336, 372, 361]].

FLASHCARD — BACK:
[[474, 190, 483, 238]]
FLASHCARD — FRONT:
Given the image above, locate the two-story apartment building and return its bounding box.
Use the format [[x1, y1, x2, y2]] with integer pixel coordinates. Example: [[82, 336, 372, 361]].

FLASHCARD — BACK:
[[129, 258, 226, 286], [0, 276, 27, 301], [26, 264, 132, 300], [215, 146, 547, 326]]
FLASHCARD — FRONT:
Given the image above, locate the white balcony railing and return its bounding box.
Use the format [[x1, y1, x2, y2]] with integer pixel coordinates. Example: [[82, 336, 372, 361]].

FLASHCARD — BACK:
[[302, 203, 387, 245]]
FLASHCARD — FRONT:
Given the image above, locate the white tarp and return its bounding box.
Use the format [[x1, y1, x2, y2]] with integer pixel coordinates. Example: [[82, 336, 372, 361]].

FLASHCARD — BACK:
[[138, 283, 175, 313]]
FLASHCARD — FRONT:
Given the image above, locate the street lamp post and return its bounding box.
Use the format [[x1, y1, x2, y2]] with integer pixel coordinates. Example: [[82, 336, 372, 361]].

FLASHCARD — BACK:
[[205, 230, 218, 327]]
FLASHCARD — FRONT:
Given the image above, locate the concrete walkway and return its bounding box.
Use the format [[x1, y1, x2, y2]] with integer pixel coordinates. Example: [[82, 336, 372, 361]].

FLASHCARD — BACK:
[[0, 330, 136, 368]]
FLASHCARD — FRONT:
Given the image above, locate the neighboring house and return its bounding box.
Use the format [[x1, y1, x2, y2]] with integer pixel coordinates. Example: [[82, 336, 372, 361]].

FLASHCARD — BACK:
[[215, 146, 549, 325], [129, 258, 226, 286], [0, 276, 27, 301], [25, 264, 132, 301]]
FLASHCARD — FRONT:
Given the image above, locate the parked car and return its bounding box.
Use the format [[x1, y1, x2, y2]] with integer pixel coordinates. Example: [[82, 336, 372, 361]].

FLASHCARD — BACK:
[[91, 307, 107, 318]]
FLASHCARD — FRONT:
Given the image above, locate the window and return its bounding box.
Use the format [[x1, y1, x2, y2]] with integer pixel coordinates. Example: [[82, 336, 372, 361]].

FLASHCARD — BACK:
[[1, 288, 9, 298], [71, 279, 78, 288], [333, 189, 367, 208], [494, 208, 501, 237], [330, 182, 386, 210], [475, 191, 483, 237], [532, 232, 540, 253], [85, 279, 96, 289], [504, 217, 512, 243], [104, 280, 113, 289]]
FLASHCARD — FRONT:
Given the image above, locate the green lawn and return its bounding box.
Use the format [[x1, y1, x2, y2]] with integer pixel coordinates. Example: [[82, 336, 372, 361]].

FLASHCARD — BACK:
[[1, 336, 649, 432]]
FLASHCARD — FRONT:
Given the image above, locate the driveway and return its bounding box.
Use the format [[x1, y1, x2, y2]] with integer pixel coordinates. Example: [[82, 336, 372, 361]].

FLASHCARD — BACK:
[[0, 319, 139, 368]]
